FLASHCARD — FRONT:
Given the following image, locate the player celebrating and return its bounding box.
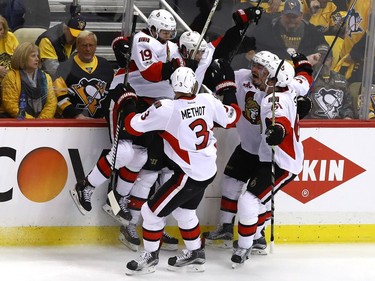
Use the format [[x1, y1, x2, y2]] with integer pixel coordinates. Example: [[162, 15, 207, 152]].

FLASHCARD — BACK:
[[202, 51, 313, 254], [122, 67, 240, 274], [231, 58, 307, 267]]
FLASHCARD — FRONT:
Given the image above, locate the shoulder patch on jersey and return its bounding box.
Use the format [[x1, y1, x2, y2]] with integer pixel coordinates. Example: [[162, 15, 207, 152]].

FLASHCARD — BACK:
[[154, 100, 162, 108], [138, 37, 150, 43]]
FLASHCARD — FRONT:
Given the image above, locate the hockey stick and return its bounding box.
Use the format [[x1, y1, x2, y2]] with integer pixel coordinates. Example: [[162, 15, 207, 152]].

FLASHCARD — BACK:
[[307, 0, 359, 94], [269, 59, 284, 254], [107, 0, 138, 216], [190, 0, 220, 59], [228, 0, 263, 63]]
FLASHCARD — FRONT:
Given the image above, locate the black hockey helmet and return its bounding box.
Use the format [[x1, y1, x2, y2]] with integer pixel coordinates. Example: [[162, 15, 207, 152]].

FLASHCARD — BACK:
[[111, 36, 131, 68]]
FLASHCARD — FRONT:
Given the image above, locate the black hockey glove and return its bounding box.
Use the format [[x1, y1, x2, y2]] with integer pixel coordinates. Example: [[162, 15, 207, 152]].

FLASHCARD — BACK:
[[291, 53, 313, 76], [111, 83, 138, 117], [112, 36, 132, 68], [265, 118, 286, 146], [297, 95, 312, 119], [204, 59, 236, 94], [232, 6, 263, 29], [184, 58, 199, 72], [161, 57, 185, 80]]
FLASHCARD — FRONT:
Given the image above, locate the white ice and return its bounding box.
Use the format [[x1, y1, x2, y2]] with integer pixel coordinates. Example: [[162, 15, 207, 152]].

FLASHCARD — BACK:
[[0, 243, 374, 281]]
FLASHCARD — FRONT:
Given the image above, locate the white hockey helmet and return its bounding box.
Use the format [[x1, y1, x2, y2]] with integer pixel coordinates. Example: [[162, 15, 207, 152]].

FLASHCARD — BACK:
[[266, 59, 295, 87], [179, 31, 207, 55], [252, 50, 279, 67], [147, 9, 177, 39], [170, 67, 198, 95]]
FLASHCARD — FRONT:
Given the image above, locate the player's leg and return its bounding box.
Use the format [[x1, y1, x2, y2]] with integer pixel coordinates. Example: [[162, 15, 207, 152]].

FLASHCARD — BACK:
[[167, 175, 214, 272], [120, 169, 159, 251]]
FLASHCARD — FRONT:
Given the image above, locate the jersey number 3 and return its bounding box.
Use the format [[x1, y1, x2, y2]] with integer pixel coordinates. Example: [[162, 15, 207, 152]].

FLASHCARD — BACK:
[[189, 118, 209, 150]]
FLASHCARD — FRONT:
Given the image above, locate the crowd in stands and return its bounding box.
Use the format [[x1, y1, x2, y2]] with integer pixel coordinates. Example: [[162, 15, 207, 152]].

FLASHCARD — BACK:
[[0, 0, 373, 120]]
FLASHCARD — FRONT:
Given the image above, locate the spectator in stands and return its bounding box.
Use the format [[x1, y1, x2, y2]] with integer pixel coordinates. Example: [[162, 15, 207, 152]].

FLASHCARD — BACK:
[[0, 15, 19, 117], [53, 30, 114, 119], [35, 14, 86, 79], [1, 42, 56, 118], [4, 0, 51, 30], [306, 43, 355, 119], [250, 0, 326, 60]]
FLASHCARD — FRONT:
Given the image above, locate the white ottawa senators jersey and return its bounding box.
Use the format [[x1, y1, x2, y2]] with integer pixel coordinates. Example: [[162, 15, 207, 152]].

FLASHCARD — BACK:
[[234, 69, 264, 155], [128, 30, 182, 100], [257, 90, 303, 175], [125, 94, 241, 181]]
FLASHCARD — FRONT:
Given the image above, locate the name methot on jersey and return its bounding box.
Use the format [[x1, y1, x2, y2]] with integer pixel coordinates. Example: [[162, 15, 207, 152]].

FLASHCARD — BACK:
[[181, 104, 205, 119]]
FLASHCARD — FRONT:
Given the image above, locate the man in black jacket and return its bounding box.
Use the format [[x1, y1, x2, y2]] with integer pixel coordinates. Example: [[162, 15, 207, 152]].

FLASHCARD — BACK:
[[251, 0, 326, 60], [35, 14, 86, 79]]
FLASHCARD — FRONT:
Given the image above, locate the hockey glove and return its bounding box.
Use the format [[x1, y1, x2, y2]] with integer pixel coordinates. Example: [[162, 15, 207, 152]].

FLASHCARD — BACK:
[[297, 95, 312, 119], [291, 53, 313, 76], [184, 58, 199, 72], [232, 7, 263, 30], [265, 118, 286, 146], [112, 36, 132, 68], [112, 83, 138, 116], [161, 58, 185, 80], [204, 59, 236, 94]]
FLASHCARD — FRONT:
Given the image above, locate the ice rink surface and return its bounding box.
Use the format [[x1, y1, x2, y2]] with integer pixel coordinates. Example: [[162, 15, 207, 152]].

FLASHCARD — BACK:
[[0, 243, 374, 281]]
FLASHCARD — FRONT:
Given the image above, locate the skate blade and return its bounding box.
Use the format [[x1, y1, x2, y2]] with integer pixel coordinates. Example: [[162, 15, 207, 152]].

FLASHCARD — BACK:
[[125, 266, 156, 275], [251, 248, 268, 255], [70, 189, 88, 215], [205, 239, 232, 249], [119, 234, 139, 252], [102, 204, 129, 226], [160, 244, 178, 251], [167, 264, 205, 272]]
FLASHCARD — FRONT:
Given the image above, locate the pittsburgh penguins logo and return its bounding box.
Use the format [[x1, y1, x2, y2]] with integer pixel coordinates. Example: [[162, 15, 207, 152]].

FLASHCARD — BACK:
[[314, 87, 344, 119], [71, 78, 107, 117], [346, 10, 363, 38], [243, 91, 261, 125]]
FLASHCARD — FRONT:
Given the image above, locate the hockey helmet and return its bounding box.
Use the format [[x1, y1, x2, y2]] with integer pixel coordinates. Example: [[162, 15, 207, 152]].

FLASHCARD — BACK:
[[252, 50, 279, 67], [266, 59, 295, 87], [170, 67, 198, 96], [179, 31, 207, 57], [111, 36, 131, 68], [147, 9, 177, 40]]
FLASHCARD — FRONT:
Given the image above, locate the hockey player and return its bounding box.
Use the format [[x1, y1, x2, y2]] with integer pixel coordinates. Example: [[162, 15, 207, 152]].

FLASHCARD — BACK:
[[120, 8, 263, 251], [70, 37, 147, 224], [123, 67, 241, 274], [202, 51, 313, 254], [231, 58, 308, 267]]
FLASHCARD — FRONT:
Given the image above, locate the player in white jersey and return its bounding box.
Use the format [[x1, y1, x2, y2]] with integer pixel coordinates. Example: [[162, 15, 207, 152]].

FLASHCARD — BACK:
[[231, 58, 309, 267], [122, 67, 240, 275], [203, 51, 313, 254], [121, 11, 263, 251]]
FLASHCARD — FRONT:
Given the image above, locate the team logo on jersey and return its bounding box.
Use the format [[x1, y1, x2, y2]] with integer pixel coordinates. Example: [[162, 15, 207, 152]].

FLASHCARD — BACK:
[[346, 10, 363, 38], [282, 137, 366, 204], [313, 87, 344, 119], [243, 91, 260, 125], [71, 78, 107, 117]]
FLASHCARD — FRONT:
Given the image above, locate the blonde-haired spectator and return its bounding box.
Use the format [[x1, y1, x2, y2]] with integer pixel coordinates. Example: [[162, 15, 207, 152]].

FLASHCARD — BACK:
[[1, 42, 56, 118]]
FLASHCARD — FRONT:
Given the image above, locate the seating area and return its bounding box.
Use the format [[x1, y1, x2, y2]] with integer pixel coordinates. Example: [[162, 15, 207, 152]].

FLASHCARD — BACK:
[[47, 0, 160, 63]]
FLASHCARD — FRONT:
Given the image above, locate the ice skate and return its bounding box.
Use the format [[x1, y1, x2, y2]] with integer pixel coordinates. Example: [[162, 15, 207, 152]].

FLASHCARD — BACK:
[[202, 223, 233, 248], [160, 231, 179, 251], [231, 243, 251, 269], [167, 248, 205, 272], [251, 236, 267, 255], [119, 224, 140, 252], [102, 191, 131, 225], [70, 178, 94, 215], [125, 250, 159, 275]]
